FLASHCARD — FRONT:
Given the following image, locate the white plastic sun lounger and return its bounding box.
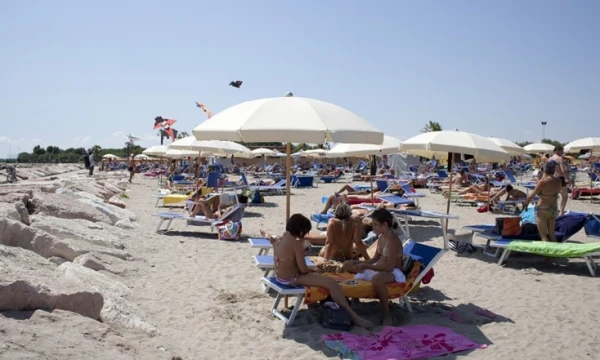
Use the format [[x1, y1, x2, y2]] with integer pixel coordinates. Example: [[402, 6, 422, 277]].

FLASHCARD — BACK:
[[260, 240, 445, 326], [152, 202, 245, 233], [249, 238, 272, 255], [253, 255, 316, 277]]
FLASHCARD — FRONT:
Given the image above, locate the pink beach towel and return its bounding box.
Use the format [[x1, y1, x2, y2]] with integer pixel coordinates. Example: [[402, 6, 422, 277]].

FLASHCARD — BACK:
[[323, 325, 486, 360]]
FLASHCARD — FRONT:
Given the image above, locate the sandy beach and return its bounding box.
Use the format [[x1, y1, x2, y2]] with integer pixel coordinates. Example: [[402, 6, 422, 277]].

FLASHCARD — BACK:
[[2, 167, 600, 360]]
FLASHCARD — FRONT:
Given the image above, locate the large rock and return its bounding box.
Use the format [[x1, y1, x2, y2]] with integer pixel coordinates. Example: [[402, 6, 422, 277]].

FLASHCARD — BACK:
[[0, 217, 131, 261], [0, 245, 104, 320], [32, 192, 112, 224], [59, 262, 158, 336], [55, 188, 137, 226], [0, 310, 176, 360], [30, 215, 126, 250], [0, 202, 22, 223]]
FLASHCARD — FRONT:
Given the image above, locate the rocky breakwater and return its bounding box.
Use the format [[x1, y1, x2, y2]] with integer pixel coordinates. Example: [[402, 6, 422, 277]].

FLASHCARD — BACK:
[[1, 170, 161, 353], [0, 163, 82, 183]]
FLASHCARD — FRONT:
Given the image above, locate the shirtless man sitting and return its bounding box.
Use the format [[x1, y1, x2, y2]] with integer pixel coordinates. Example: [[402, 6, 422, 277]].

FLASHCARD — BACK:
[[549, 146, 569, 216]]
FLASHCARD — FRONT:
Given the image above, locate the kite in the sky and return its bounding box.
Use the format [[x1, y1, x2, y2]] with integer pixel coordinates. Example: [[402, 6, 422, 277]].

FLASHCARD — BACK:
[[126, 134, 141, 146], [229, 80, 243, 88], [195, 102, 212, 119], [154, 116, 178, 141]]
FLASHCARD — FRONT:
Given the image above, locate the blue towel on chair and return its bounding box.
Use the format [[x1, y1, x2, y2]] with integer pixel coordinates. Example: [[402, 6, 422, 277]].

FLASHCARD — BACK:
[[312, 213, 334, 223]]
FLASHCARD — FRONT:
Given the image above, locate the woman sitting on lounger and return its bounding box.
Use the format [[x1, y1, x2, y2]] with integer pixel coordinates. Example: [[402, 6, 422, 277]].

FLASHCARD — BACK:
[[489, 184, 527, 206], [263, 214, 374, 328], [342, 208, 405, 325], [311, 203, 370, 261], [189, 194, 247, 219]]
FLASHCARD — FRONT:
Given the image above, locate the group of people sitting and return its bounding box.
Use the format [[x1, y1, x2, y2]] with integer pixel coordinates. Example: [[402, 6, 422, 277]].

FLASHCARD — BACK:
[[262, 207, 407, 328]]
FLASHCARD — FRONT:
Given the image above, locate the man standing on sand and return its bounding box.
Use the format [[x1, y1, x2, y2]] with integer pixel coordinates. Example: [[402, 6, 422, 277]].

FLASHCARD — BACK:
[[549, 146, 568, 216], [88, 149, 95, 176], [128, 154, 136, 183]]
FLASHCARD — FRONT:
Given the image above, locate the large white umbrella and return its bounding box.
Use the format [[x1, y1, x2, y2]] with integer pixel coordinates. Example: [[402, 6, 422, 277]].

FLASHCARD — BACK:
[[400, 131, 510, 162], [300, 149, 329, 157], [102, 153, 118, 159], [164, 149, 197, 158], [134, 154, 151, 160], [564, 137, 600, 152], [142, 145, 169, 156], [488, 137, 525, 156], [523, 143, 554, 154], [170, 136, 252, 155], [400, 130, 510, 237], [251, 148, 277, 156], [193, 95, 383, 220], [328, 135, 402, 157]]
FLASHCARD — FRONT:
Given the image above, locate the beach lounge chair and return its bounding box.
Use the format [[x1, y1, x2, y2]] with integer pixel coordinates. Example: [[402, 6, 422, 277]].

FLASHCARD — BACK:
[[320, 172, 343, 183], [311, 212, 334, 228], [152, 173, 220, 207], [491, 240, 600, 276], [152, 193, 245, 233], [253, 255, 316, 277], [259, 239, 445, 326], [249, 238, 272, 255]]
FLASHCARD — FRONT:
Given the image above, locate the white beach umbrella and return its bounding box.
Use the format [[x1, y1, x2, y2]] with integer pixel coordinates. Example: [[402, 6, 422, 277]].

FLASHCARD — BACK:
[[488, 137, 525, 156], [170, 136, 252, 155], [164, 149, 198, 158], [300, 149, 329, 157], [328, 135, 402, 157], [400, 130, 510, 162], [193, 95, 383, 220], [102, 153, 118, 159], [273, 151, 287, 158], [523, 143, 554, 154], [142, 145, 169, 156], [251, 147, 277, 156], [134, 154, 150, 160], [564, 137, 600, 152]]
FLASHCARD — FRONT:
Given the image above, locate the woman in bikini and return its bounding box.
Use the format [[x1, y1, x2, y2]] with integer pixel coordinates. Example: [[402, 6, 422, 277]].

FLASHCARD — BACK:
[[189, 194, 247, 219], [318, 203, 370, 261], [262, 214, 374, 328], [524, 161, 562, 242], [342, 208, 405, 325]]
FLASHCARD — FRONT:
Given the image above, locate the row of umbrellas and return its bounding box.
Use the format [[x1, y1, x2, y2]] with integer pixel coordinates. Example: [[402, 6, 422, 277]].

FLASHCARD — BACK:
[[138, 95, 597, 222]]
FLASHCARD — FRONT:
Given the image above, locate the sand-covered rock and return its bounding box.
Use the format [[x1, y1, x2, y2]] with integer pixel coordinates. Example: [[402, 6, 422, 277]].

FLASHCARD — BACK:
[[0, 217, 131, 261], [33, 191, 112, 224], [30, 215, 126, 250], [55, 188, 137, 226], [0, 245, 104, 320], [59, 262, 158, 336], [0, 310, 176, 360]]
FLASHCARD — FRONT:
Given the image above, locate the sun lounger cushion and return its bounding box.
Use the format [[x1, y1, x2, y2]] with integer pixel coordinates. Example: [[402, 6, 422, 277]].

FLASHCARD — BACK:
[[162, 194, 190, 205], [506, 241, 600, 258], [555, 213, 588, 240], [303, 262, 421, 304]]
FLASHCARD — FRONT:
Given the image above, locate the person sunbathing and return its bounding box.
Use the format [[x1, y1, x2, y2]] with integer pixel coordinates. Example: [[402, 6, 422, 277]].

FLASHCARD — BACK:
[[489, 184, 527, 206], [342, 208, 405, 326], [189, 194, 247, 219], [262, 214, 374, 329]]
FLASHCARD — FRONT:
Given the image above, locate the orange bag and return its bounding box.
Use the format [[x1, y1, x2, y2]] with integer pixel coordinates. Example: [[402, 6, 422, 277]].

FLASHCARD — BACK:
[[501, 217, 521, 236]]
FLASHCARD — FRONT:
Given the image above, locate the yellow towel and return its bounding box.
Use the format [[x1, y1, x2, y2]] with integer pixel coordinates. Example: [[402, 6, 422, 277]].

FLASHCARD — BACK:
[[162, 194, 190, 205]]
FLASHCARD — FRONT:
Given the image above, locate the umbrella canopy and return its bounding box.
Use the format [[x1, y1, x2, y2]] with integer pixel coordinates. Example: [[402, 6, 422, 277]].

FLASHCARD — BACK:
[[142, 145, 169, 156], [564, 137, 600, 152], [170, 136, 252, 155], [164, 149, 198, 158], [400, 130, 510, 162], [134, 154, 151, 160], [192, 96, 383, 144], [300, 149, 328, 157], [192, 96, 383, 220], [251, 148, 277, 156], [328, 135, 402, 157], [102, 153, 118, 159], [523, 143, 554, 154], [488, 137, 525, 156]]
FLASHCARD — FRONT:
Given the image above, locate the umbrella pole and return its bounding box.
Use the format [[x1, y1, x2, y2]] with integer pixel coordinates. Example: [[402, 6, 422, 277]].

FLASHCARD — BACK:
[[370, 176, 374, 206], [286, 143, 292, 222], [445, 171, 454, 234]]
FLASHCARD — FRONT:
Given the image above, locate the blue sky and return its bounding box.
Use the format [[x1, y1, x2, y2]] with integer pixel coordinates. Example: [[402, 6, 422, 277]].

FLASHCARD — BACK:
[[1, 0, 598, 158]]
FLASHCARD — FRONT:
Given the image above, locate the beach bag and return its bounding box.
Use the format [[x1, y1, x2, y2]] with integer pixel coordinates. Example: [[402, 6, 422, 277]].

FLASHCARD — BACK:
[[251, 191, 263, 204], [321, 302, 352, 331], [501, 217, 521, 236], [216, 221, 242, 240], [448, 240, 476, 254]]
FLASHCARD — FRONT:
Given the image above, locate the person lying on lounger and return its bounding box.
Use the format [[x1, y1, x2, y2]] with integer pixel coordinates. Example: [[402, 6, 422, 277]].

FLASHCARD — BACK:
[[189, 194, 247, 219], [320, 188, 408, 214], [489, 184, 527, 206], [342, 208, 406, 326], [261, 213, 374, 329]]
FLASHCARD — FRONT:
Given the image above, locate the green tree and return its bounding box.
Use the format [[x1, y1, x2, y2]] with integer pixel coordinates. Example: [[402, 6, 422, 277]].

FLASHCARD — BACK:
[[421, 121, 442, 133], [32, 145, 46, 155]]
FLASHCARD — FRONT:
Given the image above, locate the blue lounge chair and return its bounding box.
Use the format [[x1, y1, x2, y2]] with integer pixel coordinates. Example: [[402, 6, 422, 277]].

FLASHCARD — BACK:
[[260, 239, 445, 326]]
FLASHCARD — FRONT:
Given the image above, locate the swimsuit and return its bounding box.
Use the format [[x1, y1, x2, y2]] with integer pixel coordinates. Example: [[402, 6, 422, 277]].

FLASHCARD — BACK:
[[558, 176, 566, 187], [274, 235, 299, 286]]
